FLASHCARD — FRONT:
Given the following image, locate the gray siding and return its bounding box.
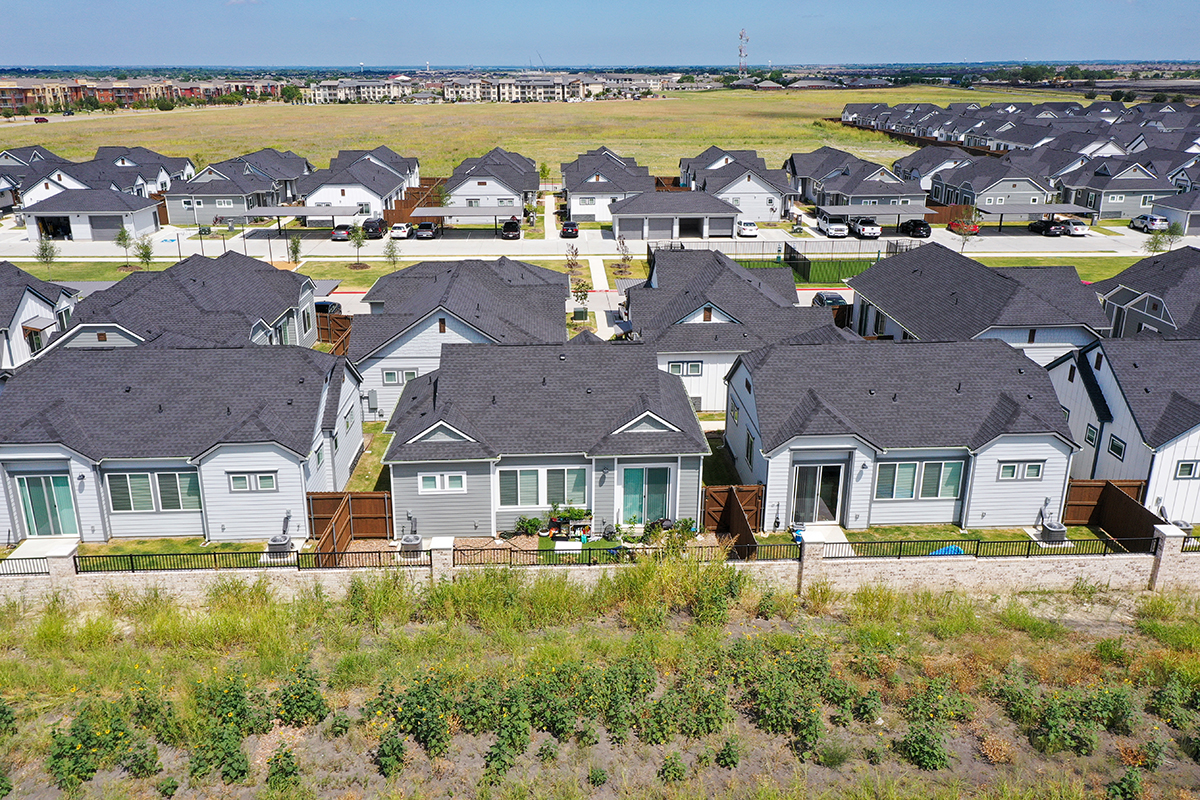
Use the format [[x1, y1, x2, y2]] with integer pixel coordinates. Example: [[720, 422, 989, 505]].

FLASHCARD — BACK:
[[165, 196, 251, 226], [677, 455, 702, 523], [60, 325, 141, 348], [493, 455, 592, 532], [963, 435, 1074, 528], [390, 460, 493, 538], [196, 444, 308, 542], [593, 458, 616, 529]]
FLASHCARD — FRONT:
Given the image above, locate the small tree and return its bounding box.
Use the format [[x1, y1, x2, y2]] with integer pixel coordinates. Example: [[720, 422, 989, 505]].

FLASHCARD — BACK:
[[288, 233, 302, 264], [1083, 91, 1097, 100], [348, 224, 366, 263], [1164, 221, 1186, 251], [382, 237, 400, 269], [114, 225, 133, 264], [1, 109, 12, 121], [1110, 90, 1125, 102], [949, 212, 982, 253], [1152, 93, 1168, 104], [34, 237, 59, 278], [538, 162, 550, 183], [1143, 229, 1168, 256], [616, 235, 633, 277], [572, 280, 591, 305], [134, 234, 154, 270], [564, 244, 582, 280]]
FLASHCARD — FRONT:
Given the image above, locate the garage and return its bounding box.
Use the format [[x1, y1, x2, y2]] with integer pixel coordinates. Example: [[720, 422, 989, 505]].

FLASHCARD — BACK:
[[89, 215, 123, 241], [609, 192, 739, 242], [19, 189, 160, 243], [1153, 190, 1200, 234]]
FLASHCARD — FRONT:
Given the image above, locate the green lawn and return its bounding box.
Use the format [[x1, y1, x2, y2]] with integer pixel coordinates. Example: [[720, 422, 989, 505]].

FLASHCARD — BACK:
[[605, 259, 650, 286], [843, 524, 1101, 543], [78, 537, 261, 556], [346, 421, 392, 492], [293, 260, 416, 289], [4, 260, 169, 282], [566, 311, 597, 337], [975, 256, 1139, 283], [703, 436, 741, 487]]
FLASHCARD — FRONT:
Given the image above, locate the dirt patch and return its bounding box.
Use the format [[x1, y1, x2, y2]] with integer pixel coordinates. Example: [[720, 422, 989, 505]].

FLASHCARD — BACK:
[[116, 264, 141, 273], [347, 262, 371, 270]]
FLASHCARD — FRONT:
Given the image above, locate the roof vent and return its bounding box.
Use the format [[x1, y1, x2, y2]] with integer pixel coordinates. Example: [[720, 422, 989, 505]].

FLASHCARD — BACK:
[[868, 389, 876, 395], [157, 404, 163, 413], [542, 377, 547, 386], [559, 354, 566, 361], [1018, 368, 1025, 374], [1027, 394, 1034, 399], [955, 382, 962, 393], [586, 388, 592, 394], [124, 386, 131, 393], [226, 406, 231, 415], [1144, 387, 1151, 393], [298, 377, 304, 384], [492, 395, 496, 404], [287, 399, 293, 405]]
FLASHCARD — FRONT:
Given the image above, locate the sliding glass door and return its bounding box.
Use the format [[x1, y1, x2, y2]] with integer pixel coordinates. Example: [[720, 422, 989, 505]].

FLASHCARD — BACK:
[[622, 467, 670, 525], [16, 475, 79, 537], [792, 464, 843, 525]]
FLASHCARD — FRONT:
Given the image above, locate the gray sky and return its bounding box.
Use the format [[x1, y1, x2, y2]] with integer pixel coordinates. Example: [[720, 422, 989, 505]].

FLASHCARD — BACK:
[[9, 0, 1199, 68]]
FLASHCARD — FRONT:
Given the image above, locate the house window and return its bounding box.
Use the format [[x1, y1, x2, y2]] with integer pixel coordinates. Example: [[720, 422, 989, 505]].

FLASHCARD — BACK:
[[919, 462, 964, 499], [419, 473, 467, 494], [1062, 406, 1070, 422], [1108, 194, 1125, 203], [996, 197, 1005, 205], [998, 462, 1044, 480], [156, 472, 202, 511], [745, 431, 755, 464], [579, 197, 596, 206], [498, 198, 514, 207], [466, 199, 480, 207], [1028, 329, 1037, 344], [1108, 435, 1126, 461], [340, 189, 345, 196], [876, 463, 918, 500], [621, 467, 670, 525], [873, 310, 887, 336], [1141, 195, 1155, 208], [215, 199, 234, 208], [547, 468, 587, 506], [182, 199, 192, 208], [1176, 461, 1198, 479], [23, 328, 43, 354], [358, 203, 371, 215], [730, 197, 740, 205], [314, 447, 324, 466], [107, 473, 156, 512], [438, 317, 446, 333], [702, 306, 712, 322], [333, 433, 339, 452], [344, 407, 354, 431], [383, 371, 400, 385], [229, 473, 278, 492], [1094, 352, 1103, 370], [984, 197, 993, 205], [302, 310, 311, 334], [499, 469, 539, 506], [403, 369, 417, 383], [668, 361, 702, 376], [1068, 365, 1076, 383], [193, 199, 204, 208], [1085, 424, 1099, 446], [730, 401, 739, 425]]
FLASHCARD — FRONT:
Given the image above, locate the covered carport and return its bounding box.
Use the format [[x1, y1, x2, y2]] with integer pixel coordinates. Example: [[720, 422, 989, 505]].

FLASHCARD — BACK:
[[411, 206, 525, 236], [815, 204, 933, 235], [975, 202, 1097, 232], [250, 206, 365, 236]]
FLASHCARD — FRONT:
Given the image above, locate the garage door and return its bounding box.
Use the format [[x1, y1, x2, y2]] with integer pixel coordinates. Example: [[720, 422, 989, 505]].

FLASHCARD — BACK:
[[88, 215, 123, 241], [616, 217, 643, 240], [709, 216, 735, 237], [1190, 214, 1200, 233], [647, 217, 673, 239]]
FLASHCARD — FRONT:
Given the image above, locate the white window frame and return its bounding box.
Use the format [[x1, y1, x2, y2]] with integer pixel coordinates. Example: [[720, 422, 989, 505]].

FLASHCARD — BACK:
[[466, 198, 480, 208], [1141, 195, 1155, 208], [106, 472, 156, 513], [1085, 424, 1098, 446], [344, 407, 354, 432], [498, 197, 515, 207], [498, 468, 540, 507], [383, 370, 400, 385], [193, 199, 204, 208], [1108, 194, 1125, 203], [579, 197, 596, 206], [998, 461, 1044, 481], [875, 462, 919, 500], [357, 202, 371, 215], [984, 197, 993, 205], [1175, 461, 1198, 479], [229, 472, 278, 492], [995, 196, 1005, 205], [1108, 435, 1126, 462], [155, 472, 203, 512], [667, 361, 702, 376], [918, 461, 965, 500], [418, 472, 468, 495], [214, 198, 234, 208], [546, 467, 588, 507]]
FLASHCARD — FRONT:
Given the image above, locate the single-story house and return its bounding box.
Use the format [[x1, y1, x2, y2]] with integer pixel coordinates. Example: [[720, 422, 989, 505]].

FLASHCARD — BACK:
[[1153, 190, 1200, 234], [349, 258, 568, 421], [846, 243, 1111, 365], [0, 346, 363, 543], [1047, 338, 1200, 526], [609, 192, 740, 240], [45, 251, 318, 351], [622, 249, 856, 411], [445, 148, 539, 225], [1089, 247, 1200, 338], [725, 339, 1077, 530], [384, 336, 709, 539], [21, 189, 160, 242], [0, 261, 79, 374], [561, 147, 654, 223], [165, 164, 280, 226]]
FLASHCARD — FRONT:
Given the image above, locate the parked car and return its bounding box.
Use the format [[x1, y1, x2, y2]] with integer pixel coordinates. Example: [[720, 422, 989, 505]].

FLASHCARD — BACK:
[[1060, 218, 1089, 236], [849, 216, 881, 239], [898, 219, 931, 238], [330, 224, 351, 241], [811, 291, 848, 308], [948, 219, 980, 235], [500, 219, 522, 240], [362, 218, 387, 239], [33, 117, 48, 124], [315, 300, 342, 315], [389, 222, 412, 239], [1029, 219, 1066, 237], [62, 110, 74, 116], [1130, 214, 1169, 232], [414, 222, 441, 239], [736, 220, 759, 238], [816, 210, 849, 238], [560, 220, 579, 238]]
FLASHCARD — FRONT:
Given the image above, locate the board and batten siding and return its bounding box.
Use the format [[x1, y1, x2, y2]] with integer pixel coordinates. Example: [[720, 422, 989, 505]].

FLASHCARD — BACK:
[[58, 325, 141, 349], [1146, 429, 1200, 525], [5, 290, 60, 368], [963, 435, 1074, 528], [446, 177, 522, 225], [99, 460, 205, 538], [677, 455, 703, 523], [195, 444, 308, 542], [976, 326, 1099, 367], [390, 459, 493, 538], [1086, 353, 1154, 483], [1046, 356, 1103, 480], [712, 172, 785, 221], [328, 368, 365, 492], [298, 287, 318, 348], [657, 351, 738, 413], [593, 458, 617, 527]]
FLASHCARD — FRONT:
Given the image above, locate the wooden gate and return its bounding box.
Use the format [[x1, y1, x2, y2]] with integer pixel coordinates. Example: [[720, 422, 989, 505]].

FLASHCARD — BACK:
[[316, 312, 351, 356], [307, 492, 393, 567], [1063, 479, 1145, 525], [703, 485, 764, 535], [150, 192, 169, 225], [924, 203, 975, 225], [384, 177, 446, 225]]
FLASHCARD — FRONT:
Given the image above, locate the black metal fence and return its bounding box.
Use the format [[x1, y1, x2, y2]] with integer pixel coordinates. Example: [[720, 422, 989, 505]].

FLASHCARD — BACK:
[[822, 537, 1159, 560], [74, 549, 430, 574], [1183, 536, 1200, 554], [0, 557, 50, 576], [452, 543, 802, 568]]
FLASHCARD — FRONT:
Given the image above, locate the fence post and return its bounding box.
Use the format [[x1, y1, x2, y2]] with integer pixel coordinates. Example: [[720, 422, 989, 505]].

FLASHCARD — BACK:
[[1149, 523, 1187, 591], [47, 544, 80, 592], [430, 547, 453, 583], [798, 537, 823, 595]]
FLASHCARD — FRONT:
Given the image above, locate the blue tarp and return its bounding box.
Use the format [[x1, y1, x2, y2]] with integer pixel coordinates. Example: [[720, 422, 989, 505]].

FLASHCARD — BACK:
[[928, 545, 966, 556]]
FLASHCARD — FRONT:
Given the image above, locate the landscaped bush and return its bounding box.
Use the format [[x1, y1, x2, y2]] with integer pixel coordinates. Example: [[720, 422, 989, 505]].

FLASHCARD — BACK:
[[658, 752, 686, 783], [375, 726, 407, 778], [483, 688, 531, 784]]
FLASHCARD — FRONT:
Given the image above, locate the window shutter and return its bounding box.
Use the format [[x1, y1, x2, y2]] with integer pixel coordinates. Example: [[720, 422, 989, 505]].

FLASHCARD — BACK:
[[499, 471, 518, 506], [546, 469, 565, 506]]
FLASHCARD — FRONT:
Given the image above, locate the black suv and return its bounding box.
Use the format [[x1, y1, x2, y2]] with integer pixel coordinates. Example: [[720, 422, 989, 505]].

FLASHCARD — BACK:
[[898, 219, 931, 238], [501, 219, 522, 240], [1029, 219, 1066, 237], [362, 218, 387, 239], [560, 220, 579, 238]]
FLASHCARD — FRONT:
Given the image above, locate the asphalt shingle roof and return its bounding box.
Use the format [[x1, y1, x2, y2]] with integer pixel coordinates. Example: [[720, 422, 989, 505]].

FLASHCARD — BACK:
[[608, 192, 738, 215], [737, 339, 1074, 453], [19, 189, 159, 214], [1090, 247, 1200, 338], [0, 261, 75, 328], [1100, 338, 1200, 448], [561, 147, 654, 195], [384, 339, 709, 462], [446, 147, 538, 195]]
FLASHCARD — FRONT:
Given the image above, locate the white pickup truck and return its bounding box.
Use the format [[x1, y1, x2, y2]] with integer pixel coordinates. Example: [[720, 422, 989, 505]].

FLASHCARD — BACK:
[[849, 216, 882, 239], [816, 210, 849, 238]]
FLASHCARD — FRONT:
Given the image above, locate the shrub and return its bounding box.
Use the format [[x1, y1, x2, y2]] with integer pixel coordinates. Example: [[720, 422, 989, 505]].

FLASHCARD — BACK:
[[155, 777, 179, 798], [802, 578, 839, 614], [898, 721, 950, 770], [988, 662, 1040, 727], [326, 711, 351, 739], [658, 752, 686, 783], [276, 662, 329, 727], [0, 771, 10, 799], [817, 740, 853, 768], [1094, 637, 1134, 667], [483, 688, 532, 784], [1141, 735, 1168, 770], [1147, 673, 1193, 725], [189, 724, 249, 784], [458, 678, 499, 735], [373, 674, 453, 758], [831, 701, 853, 727], [904, 678, 973, 723], [864, 744, 885, 764], [375, 726, 407, 778], [123, 736, 161, 778], [756, 589, 780, 620], [267, 744, 300, 790], [716, 737, 740, 769], [588, 766, 608, 787], [1106, 767, 1144, 800], [195, 673, 271, 736], [1032, 693, 1099, 756], [854, 689, 883, 722], [575, 721, 599, 747], [47, 700, 138, 790]]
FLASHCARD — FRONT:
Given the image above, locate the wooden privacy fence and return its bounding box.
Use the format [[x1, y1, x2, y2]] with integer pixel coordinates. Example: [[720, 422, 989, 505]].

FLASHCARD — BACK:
[[316, 312, 351, 356], [307, 492, 394, 568], [1093, 481, 1163, 553], [924, 204, 976, 225], [703, 485, 764, 535], [383, 177, 446, 225], [1063, 479, 1145, 525]]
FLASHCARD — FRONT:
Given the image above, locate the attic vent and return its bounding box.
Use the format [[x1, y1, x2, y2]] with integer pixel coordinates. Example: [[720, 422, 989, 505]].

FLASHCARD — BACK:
[[559, 354, 566, 361], [1018, 368, 1025, 374], [868, 389, 876, 395]]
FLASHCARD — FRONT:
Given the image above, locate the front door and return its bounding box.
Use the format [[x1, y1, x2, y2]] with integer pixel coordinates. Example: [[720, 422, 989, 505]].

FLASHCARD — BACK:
[[792, 464, 843, 525], [16, 475, 79, 537]]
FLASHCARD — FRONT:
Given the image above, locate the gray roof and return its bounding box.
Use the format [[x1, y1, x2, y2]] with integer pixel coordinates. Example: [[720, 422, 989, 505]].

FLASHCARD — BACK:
[[20, 189, 159, 214], [561, 147, 654, 195], [351, 258, 567, 361], [298, 157, 408, 200], [1096, 338, 1200, 448], [231, 148, 312, 181], [0, 345, 349, 460], [169, 167, 276, 197], [1154, 190, 1200, 212], [626, 249, 854, 352], [384, 338, 709, 462], [735, 339, 1074, 453], [22, 158, 163, 194], [934, 160, 1053, 194], [1091, 247, 1200, 338], [0, 261, 75, 328], [446, 147, 538, 195], [1058, 158, 1177, 192], [893, 145, 974, 176], [609, 191, 739, 216], [0, 146, 67, 166], [94, 146, 192, 177], [847, 243, 1111, 340], [60, 251, 314, 347], [783, 146, 863, 180]]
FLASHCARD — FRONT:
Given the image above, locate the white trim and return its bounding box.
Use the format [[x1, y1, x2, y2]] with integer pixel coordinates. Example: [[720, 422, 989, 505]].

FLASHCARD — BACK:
[[611, 410, 682, 435], [417, 471, 468, 494], [405, 420, 477, 444]]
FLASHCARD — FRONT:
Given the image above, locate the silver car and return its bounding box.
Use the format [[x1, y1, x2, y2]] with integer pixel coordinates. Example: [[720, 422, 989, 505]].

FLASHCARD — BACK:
[[1061, 219, 1088, 236], [1131, 214, 1169, 232]]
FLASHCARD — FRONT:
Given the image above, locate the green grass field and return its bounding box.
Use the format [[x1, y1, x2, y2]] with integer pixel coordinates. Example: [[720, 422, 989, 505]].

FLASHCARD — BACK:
[[976, 256, 1139, 283], [0, 86, 1079, 175]]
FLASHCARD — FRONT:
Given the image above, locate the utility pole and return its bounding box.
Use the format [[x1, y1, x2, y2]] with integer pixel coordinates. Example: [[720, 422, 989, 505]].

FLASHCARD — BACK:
[[738, 30, 749, 78]]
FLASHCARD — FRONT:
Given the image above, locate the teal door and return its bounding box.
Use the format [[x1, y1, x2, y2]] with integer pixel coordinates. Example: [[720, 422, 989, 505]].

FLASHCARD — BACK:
[[621, 467, 671, 525], [17, 475, 79, 537]]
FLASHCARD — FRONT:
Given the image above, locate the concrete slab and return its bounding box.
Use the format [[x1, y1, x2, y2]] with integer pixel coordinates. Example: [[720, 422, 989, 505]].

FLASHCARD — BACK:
[[8, 537, 78, 558], [426, 536, 456, 551], [799, 524, 849, 544]]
